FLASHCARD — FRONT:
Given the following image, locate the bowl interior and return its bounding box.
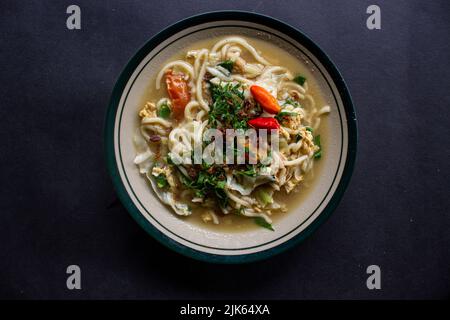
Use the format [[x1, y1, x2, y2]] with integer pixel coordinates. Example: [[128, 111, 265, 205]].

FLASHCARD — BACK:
[[110, 18, 350, 259]]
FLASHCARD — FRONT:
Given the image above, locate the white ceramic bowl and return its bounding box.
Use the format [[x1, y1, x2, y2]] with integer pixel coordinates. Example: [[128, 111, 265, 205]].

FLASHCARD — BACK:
[[105, 11, 357, 263]]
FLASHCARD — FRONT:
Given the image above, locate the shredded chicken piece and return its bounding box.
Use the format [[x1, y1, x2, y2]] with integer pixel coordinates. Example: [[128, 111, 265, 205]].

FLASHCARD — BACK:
[[284, 114, 303, 131], [284, 175, 304, 193], [234, 57, 264, 78], [299, 128, 318, 155], [139, 102, 156, 118]]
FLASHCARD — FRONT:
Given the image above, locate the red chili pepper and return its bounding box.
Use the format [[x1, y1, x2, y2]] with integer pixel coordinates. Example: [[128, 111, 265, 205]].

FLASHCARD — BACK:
[[248, 117, 280, 130], [250, 85, 281, 114]]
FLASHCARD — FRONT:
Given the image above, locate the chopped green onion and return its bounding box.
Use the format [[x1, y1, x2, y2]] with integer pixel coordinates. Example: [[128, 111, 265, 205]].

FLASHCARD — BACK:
[[283, 98, 301, 108], [294, 75, 306, 86], [155, 174, 168, 188], [255, 189, 273, 207], [306, 127, 313, 133], [314, 135, 322, 159], [254, 217, 274, 231]]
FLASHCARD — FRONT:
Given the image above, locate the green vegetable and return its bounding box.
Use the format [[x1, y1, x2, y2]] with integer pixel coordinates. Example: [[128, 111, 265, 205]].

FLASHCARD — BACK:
[[195, 189, 205, 198], [157, 103, 171, 119], [314, 135, 322, 159], [218, 60, 234, 72], [235, 165, 257, 177], [306, 126, 313, 133], [254, 217, 274, 231], [177, 165, 229, 208], [179, 173, 195, 188], [275, 111, 297, 122], [155, 174, 168, 189], [293, 75, 306, 86], [214, 188, 228, 208], [255, 189, 273, 207], [283, 98, 301, 108], [166, 154, 174, 165], [216, 180, 227, 189], [209, 82, 247, 129]]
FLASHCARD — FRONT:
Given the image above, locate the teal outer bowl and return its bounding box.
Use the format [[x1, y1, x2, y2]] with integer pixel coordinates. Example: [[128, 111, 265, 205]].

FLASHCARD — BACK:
[[105, 11, 357, 264]]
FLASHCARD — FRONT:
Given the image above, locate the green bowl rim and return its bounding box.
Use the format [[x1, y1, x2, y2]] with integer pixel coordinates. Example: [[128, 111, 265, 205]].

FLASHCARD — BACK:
[[104, 10, 358, 264]]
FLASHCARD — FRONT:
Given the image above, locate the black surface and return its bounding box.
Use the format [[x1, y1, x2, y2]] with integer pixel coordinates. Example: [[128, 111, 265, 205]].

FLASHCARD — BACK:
[[0, 0, 449, 299]]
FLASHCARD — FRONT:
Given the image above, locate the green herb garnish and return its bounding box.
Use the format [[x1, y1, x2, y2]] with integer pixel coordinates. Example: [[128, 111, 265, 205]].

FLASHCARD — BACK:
[[255, 189, 273, 207], [177, 166, 229, 208], [155, 174, 168, 189], [275, 111, 297, 122], [235, 165, 257, 177], [209, 82, 247, 129], [165, 154, 174, 165], [254, 217, 274, 231], [293, 75, 306, 86], [217, 60, 234, 72], [283, 98, 301, 108], [314, 135, 322, 159]]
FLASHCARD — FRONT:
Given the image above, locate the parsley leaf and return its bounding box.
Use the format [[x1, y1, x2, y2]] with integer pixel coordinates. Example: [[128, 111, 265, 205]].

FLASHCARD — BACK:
[[209, 82, 247, 129], [217, 60, 234, 72], [177, 165, 229, 208]]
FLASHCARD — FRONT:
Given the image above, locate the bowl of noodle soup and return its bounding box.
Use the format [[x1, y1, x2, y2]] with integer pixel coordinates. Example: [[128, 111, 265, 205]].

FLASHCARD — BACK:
[[105, 11, 357, 263]]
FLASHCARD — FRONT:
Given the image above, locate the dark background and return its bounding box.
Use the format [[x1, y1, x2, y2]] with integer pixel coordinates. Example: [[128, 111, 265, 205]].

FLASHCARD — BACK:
[[0, 0, 449, 299]]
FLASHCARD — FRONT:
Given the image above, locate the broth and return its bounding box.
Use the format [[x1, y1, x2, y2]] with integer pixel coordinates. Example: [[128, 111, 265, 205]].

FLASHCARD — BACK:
[[138, 36, 329, 232]]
